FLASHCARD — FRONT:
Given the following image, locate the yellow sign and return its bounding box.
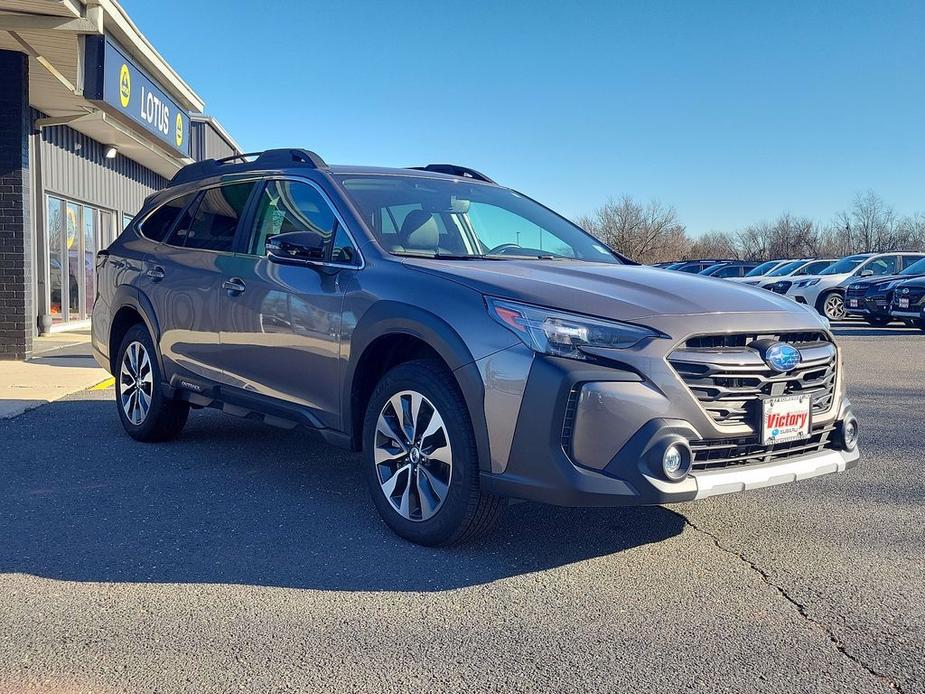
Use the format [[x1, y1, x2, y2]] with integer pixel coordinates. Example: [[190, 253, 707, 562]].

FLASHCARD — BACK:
[[118, 63, 131, 107], [175, 112, 183, 147]]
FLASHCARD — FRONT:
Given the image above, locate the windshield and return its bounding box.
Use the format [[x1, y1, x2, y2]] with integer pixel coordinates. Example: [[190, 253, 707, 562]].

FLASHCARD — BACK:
[[336, 174, 621, 263], [665, 262, 686, 270], [766, 260, 804, 277], [901, 257, 925, 275], [745, 261, 781, 277], [698, 264, 726, 275], [820, 255, 867, 275], [793, 260, 833, 276]]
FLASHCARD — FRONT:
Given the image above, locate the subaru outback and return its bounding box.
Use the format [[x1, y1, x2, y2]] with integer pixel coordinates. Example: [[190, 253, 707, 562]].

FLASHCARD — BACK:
[[91, 149, 861, 546]]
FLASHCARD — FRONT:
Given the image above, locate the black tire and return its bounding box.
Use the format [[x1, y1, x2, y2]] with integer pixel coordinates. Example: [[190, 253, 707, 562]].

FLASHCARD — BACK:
[[362, 359, 505, 546], [115, 324, 189, 442]]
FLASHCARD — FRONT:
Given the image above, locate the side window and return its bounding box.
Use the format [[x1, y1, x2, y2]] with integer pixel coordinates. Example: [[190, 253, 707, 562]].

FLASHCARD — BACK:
[[902, 255, 925, 269], [249, 180, 335, 256], [179, 182, 255, 252], [716, 265, 741, 278], [138, 193, 195, 242], [864, 255, 898, 276], [331, 226, 359, 265]]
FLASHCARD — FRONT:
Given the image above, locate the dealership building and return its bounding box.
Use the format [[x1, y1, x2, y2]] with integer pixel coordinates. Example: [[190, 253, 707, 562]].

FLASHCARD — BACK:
[[0, 0, 241, 359]]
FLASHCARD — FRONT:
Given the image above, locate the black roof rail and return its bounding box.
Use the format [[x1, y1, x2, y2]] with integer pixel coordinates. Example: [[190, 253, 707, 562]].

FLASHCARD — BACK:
[[169, 148, 328, 186], [408, 164, 496, 184]]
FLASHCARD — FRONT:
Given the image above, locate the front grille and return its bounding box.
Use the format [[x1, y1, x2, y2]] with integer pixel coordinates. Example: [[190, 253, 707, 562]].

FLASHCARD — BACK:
[[845, 285, 867, 300], [668, 332, 837, 427], [895, 287, 925, 308], [691, 424, 837, 470]]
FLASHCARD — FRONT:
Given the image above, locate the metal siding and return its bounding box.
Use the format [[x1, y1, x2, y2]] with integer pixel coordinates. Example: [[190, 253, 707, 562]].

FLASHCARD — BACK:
[[34, 108, 166, 218], [190, 119, 237, 161]]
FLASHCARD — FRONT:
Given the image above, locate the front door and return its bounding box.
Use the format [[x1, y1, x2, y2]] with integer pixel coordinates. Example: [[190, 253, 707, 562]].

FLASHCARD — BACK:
[[216, 178, 361, 429]]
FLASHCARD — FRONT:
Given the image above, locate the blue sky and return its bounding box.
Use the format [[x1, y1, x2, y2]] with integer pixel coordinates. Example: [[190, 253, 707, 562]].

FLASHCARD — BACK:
[[122, 0, 925, 234]]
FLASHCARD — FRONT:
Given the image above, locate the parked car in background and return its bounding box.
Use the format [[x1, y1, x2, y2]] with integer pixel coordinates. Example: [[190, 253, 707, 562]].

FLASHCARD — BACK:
[[665, 259, 734, 273], [848, 256, 925, 325], [786, 252, 925, 320], [727, 259, 790, 285], [764, 259, 837, 294], [697, 261, 761, 278], [651, 261, 677, 269], [890, 277, 925, 329]]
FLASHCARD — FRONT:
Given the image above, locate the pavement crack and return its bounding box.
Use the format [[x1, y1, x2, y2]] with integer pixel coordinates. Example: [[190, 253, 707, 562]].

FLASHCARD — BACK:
[[676, 512, 903, 693]]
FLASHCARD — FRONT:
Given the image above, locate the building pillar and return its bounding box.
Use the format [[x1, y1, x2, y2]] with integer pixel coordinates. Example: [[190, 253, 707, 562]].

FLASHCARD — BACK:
[[0, 50, 32, 360]]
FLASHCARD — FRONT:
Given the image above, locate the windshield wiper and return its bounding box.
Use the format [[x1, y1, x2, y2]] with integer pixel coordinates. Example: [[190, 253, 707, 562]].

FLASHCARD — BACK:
[[395, 252, 507, 260]]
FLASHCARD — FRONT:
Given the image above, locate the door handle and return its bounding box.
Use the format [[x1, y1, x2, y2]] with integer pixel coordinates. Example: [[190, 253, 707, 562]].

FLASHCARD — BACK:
[[222, 277, 246, 295], [145, 265, 166, 281]]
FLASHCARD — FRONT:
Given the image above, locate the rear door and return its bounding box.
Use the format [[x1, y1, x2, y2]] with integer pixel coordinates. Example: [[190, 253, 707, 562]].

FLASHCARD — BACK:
[[216, 178, 362, 428], [140, 181, 257, 385]]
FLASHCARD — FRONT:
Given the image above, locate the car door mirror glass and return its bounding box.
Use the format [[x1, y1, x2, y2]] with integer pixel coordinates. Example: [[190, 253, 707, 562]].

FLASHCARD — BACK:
[[266, 231, 326, 264]]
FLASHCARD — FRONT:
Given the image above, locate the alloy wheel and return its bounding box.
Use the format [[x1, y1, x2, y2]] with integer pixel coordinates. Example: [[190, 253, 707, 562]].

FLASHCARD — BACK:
[[823, 293, 846, 320], [119, 340, 154, 425], [374, 390, 453, 522]]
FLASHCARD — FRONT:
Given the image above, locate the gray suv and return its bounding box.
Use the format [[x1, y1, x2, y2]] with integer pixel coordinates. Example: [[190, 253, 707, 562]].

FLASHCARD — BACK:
[[91, 149, 861, 546]]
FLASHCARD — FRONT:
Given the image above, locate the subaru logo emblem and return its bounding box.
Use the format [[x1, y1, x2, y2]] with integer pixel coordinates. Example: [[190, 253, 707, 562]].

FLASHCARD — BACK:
[[765, 342, 801, 373]]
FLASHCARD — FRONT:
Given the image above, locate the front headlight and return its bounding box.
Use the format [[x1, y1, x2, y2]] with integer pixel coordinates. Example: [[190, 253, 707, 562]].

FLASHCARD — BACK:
[[801, 279, 821, 287], [486, 297, 663, 361]]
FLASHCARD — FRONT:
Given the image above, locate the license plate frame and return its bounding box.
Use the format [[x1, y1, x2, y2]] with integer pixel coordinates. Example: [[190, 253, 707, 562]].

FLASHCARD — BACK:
[[899, 298, 910, 309], [761, 394, 811, 446], [848, 299, 859, 308]]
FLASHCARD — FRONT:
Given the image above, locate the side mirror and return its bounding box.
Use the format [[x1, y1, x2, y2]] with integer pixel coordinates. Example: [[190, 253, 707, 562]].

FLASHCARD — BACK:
[[859, 269, 874, 277], [267, 231, 326, 265]]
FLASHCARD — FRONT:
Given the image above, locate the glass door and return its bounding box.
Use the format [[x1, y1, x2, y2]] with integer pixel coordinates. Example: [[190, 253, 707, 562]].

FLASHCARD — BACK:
[[46, 195, 113, 325]]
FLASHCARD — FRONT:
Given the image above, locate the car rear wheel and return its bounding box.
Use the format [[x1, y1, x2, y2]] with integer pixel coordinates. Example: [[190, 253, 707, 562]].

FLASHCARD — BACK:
[[820, 292, 846, 320], [362, 359, 505, 546], [116, 324, 189, 442]]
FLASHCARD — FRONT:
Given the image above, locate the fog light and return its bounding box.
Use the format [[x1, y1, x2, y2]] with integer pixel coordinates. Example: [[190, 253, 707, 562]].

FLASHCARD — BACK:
[[662, 443, 691, 481]]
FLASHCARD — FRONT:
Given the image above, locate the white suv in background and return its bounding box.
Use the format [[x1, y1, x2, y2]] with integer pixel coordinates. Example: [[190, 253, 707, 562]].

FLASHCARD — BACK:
[[786, 252, 925, 320]]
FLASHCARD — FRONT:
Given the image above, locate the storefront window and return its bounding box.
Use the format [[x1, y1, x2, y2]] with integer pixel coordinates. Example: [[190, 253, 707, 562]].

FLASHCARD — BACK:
[[66, 202, 80, 321], [47, 197, 64, 322]]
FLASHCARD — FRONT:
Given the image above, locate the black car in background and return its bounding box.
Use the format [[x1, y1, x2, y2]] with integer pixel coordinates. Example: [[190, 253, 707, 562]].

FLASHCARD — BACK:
[[846, 257, 925, 325], [697, 261, 760, 278], [665, 259, 735, 273], [890, 277, 925, 329]]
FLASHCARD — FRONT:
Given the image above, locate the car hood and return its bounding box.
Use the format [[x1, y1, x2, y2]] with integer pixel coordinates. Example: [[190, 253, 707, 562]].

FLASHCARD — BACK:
[[794, 273, 849, 286], [847, 274, 907, 289], [402, 259, 813, 322]]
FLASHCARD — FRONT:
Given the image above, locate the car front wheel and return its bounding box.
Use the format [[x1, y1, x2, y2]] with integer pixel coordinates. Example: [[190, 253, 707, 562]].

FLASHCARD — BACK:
[[362, 359, 505, 546], [820, 292, 846, 320]]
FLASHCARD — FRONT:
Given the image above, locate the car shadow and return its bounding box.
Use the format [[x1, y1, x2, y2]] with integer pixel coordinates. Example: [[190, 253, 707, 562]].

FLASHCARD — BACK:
[[0, 399, 684, 592]]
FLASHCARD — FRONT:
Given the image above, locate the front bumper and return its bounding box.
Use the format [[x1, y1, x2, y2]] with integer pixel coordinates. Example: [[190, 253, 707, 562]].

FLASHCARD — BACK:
[[477, 317, 859, 507]]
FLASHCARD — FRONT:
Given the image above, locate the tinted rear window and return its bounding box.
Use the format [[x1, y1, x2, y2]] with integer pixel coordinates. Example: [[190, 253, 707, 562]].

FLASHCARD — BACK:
[[138, 193, 195, 242]]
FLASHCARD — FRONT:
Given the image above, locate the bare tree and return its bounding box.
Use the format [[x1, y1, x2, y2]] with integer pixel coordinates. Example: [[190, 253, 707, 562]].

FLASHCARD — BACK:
[[688, 231, 740, 260], [578, 196, 688, 263]]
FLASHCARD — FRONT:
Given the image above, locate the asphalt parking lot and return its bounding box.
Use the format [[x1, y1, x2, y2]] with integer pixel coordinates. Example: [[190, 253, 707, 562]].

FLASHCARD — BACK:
[[0, 322, 922, 693]]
